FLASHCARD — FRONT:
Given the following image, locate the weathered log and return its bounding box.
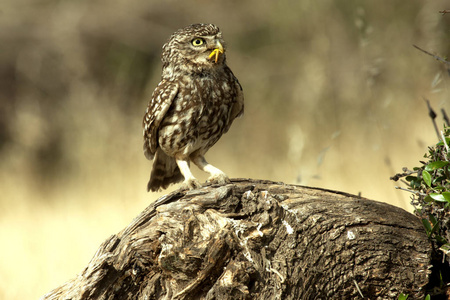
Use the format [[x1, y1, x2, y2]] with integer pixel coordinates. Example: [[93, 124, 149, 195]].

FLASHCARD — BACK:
[[42, 179, 431, 300]]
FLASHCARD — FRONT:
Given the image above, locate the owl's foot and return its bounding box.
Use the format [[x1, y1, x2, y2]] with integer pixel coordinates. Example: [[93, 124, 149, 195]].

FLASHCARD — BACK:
[[180, 178, 202, 190], [191, 155, 230, 185], [206, 172, 230, 185], [175, 159, 203, 190]]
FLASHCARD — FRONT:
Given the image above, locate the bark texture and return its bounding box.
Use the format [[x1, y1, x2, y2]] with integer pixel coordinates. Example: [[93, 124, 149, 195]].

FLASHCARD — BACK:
[[42, 179, 432, 300]]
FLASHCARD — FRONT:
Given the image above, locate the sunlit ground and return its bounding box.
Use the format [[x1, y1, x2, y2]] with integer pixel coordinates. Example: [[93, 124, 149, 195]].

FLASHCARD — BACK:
[[1, 0, 449, 299]]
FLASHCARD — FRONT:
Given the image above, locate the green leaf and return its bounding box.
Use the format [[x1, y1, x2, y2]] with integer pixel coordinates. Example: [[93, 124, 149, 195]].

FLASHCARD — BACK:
[[423, 195, 433, 203], [436, 235, 448, 244], [437, 138, 450, 146], [425, 161, 449, 171], [397, 293, 408, 300], [406, 176, 422, 189], [442, 192, 450, 202], [405, 176, 416, 182], [422, 219, 432, 236], [429, 193, 448, 202], [429, 214, 437, 224], [425, 294, 431, 300], [434, 175, 447, 182], [429, 215, 440, 234], [422, 170, 432, 187], [439, 243, 450, 255]]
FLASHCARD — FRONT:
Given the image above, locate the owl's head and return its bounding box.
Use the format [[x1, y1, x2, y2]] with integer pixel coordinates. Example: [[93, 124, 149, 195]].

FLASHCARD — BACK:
[[161, 24, 227, 75]]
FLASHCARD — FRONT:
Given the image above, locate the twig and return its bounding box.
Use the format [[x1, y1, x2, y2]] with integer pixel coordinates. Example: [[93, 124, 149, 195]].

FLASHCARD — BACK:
[[395, 186, 415, 193], [394, 186, 426, 197], [424, 98, 441, 140], [413, 45, 450, 66], [439, 10, 450, 15], [440, 130, 449, 160], [441, 108, 450, 126], [353, 280, 365, 298], [390, 169, 418, 182], [400, 179, 410, 186]]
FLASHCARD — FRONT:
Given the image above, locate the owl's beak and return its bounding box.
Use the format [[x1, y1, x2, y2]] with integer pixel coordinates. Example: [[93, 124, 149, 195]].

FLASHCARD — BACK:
[[208, 41, 224, 63]]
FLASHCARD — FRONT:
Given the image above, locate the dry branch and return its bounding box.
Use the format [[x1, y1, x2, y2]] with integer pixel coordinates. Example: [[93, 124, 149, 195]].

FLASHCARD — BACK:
[[413, 44, 450, 66], [42, 179, 431, 300]]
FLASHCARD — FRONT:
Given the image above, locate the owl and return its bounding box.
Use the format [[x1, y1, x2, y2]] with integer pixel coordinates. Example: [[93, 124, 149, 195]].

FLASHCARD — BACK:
[[143, 24, 244, 192]]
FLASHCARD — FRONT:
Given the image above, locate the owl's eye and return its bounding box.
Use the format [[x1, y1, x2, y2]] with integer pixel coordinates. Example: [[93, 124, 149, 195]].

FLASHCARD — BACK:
[[191, 38, 205, 46]]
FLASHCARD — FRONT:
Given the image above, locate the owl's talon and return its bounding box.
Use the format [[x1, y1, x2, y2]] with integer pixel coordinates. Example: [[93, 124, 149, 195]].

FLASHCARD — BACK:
[[180, 178, 202, 190], [206, 173, 230, 185]]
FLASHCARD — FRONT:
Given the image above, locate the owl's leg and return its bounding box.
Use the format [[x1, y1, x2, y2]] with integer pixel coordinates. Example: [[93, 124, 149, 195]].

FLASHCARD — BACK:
[[191, 155, 230, 184], [175, 159, 202, 190]]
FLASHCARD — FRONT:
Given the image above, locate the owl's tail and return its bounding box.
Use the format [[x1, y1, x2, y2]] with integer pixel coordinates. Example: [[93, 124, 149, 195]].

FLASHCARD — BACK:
[[147, 149, 184, 192]]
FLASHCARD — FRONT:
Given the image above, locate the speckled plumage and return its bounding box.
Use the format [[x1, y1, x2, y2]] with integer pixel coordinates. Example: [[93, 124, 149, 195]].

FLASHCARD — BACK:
[[143, 24, 244, 192]]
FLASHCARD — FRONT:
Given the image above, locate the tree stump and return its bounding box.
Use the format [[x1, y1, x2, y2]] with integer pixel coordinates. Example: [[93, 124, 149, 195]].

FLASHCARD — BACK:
[[41, 179, 431, 300]]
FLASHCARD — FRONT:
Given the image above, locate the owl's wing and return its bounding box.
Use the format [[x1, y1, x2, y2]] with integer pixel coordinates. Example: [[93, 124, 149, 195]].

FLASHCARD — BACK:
[[230, 76, 244, 120], [143, 80, 179, 160]]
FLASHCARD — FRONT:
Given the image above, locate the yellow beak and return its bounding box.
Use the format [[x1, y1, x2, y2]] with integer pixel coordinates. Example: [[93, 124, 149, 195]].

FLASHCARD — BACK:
[[208, 41, 224, 63]]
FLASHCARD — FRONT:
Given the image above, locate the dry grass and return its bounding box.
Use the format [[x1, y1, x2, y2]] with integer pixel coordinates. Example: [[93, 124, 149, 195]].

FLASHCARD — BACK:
[[1, 0, 449, 298]]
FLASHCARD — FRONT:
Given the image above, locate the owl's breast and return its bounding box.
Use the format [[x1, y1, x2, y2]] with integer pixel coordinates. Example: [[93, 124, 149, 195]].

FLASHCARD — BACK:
[[158, 74, 237, 158]]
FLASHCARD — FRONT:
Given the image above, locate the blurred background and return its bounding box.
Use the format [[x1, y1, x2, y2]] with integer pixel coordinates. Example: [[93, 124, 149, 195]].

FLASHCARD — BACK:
[[1, 0, 449, 298]]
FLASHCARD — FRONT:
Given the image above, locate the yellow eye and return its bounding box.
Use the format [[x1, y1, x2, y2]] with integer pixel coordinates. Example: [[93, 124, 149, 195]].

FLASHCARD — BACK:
[[191, 38, 204, 46]]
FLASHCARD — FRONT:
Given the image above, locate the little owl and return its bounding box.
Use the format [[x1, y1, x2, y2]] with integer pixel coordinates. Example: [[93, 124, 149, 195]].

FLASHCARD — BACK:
[[143, 24, 244, 192]]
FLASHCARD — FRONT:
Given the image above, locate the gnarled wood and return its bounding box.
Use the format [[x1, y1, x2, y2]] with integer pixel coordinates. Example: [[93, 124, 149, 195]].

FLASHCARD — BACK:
[[42, 179, 431, 300]]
